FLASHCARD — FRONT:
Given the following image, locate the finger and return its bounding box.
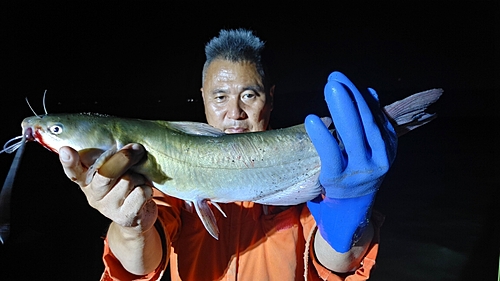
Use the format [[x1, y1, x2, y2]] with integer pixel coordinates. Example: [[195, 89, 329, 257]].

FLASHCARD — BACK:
[[331, 72, 385, 155], [85, 143, 146, 199], [98, 143, 145, 178], [324, 74, 369, 165], [333, 73, 395, 166], [59, 146, 87, 186], [138, 199, 158, 230], [305, 114, 345, 175], [102, 173, 148, 209], [122, 185, 154, 211], [78, 148, 108, 168], [367, 88, 398, 165], [120, 185, 154, 227]]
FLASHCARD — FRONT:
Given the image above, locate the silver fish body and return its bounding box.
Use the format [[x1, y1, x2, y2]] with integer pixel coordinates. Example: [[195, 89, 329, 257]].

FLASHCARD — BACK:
[[22, 114, 324, 205], [21, 114, 325, 238]]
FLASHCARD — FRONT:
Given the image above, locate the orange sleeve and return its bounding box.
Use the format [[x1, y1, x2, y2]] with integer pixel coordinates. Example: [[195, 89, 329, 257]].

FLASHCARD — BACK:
[[100, 191, 182, 281], [306, 210, 384, 281]]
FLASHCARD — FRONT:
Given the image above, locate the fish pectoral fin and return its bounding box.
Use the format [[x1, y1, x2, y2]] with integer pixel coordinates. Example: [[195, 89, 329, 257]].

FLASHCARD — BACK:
[[320, 117, 332, 128], [193, 199, 221, 240], [85, 145, 117, 185]]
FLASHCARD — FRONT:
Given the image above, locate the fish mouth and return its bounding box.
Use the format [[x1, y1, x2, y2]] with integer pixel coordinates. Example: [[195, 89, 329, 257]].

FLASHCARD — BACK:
[[21, 117, 61, 153], [22, 126, 57, 153], [23, 127, 35, 142]]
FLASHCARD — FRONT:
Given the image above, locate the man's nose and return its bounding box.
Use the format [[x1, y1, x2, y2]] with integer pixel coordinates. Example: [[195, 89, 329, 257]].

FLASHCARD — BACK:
[[227, 99, 247, 120]]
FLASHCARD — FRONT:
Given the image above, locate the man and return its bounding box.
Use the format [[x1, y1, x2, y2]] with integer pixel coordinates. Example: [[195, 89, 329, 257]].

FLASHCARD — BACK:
[[59, 29, 395, 280]]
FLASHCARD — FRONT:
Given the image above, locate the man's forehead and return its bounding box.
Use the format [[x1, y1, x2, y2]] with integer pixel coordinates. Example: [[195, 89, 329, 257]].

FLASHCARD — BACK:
[[213, 67, 237, 82], [205, 59, 265, 88]]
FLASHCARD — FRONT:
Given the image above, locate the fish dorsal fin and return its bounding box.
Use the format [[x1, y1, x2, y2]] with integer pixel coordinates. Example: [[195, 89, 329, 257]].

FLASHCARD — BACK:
[[167, 121, 226, 137], [192, 198, 226, 240]]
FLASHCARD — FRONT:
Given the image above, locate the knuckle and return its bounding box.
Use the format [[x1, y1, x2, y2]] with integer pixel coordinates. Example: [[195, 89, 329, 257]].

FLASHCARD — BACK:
[[114, 216, 135, 227], [119, 210, 140, 227], [92, 174, 113, 188]]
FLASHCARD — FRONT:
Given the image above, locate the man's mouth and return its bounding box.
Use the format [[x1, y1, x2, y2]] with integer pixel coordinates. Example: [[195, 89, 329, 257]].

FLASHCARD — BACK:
[[225, 127, 248, 134]]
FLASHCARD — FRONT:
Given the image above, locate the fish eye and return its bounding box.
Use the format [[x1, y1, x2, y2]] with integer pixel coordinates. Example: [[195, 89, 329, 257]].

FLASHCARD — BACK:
[[49, 124, 63, 135]]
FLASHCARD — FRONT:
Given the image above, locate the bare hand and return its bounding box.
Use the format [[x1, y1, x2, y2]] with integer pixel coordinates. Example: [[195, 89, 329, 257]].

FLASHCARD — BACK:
[[59, 143, 158, 232]]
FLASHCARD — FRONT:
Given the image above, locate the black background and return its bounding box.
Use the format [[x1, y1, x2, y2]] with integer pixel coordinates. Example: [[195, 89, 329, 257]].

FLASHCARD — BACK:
[[0, 2, 498, 280]]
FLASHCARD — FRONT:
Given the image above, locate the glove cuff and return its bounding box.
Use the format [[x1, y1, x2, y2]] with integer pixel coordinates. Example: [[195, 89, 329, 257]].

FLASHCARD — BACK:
[[307, 192, 376, 253]]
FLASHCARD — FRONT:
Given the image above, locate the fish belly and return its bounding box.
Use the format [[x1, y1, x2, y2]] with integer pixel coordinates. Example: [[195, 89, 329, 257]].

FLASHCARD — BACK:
[[143, 125, 323, 205]]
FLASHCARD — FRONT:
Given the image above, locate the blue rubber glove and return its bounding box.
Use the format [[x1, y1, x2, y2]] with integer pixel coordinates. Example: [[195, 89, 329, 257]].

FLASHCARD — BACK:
[[305, 71, 398, 253]]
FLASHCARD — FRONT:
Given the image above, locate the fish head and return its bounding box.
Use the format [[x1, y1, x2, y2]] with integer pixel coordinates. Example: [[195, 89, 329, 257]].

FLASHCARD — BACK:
[[21, 113, 117, 154]]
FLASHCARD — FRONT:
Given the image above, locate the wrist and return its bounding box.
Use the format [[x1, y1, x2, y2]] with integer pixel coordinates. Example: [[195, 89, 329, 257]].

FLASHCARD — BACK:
[[109, 221, 153, 239], [314, 222, 374, 273], [107, 220, 164, 275]]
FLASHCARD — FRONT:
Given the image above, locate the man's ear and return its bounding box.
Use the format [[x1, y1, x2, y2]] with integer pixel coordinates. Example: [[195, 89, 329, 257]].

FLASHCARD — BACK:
[[269, 85, 275, 110]]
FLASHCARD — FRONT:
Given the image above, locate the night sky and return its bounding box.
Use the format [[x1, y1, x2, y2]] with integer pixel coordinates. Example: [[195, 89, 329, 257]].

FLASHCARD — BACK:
[[0, 2, 498, 280]]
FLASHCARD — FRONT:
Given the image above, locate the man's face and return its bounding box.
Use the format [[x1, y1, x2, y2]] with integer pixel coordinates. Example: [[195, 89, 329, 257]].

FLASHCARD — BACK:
[[201, 59, 273, 133]]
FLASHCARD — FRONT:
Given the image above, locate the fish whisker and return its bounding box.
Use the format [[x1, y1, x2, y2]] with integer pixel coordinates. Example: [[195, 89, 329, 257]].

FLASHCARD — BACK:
[[25, 89, 50, 119], [25, 97, 41, 118], [0, 136, 24, 154], [42, 89, 48, 115]]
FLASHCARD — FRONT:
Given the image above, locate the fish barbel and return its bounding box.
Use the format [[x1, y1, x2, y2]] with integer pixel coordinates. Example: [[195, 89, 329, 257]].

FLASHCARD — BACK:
[[12, 88, 442, 239]]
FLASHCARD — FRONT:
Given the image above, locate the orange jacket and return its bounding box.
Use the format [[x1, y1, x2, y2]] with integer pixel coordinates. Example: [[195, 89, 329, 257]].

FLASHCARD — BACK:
[[101, 189, 383, 280]]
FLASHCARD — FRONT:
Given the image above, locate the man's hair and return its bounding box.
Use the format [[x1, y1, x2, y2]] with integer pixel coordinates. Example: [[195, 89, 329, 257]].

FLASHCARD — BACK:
[[202, 29, 269, 88]]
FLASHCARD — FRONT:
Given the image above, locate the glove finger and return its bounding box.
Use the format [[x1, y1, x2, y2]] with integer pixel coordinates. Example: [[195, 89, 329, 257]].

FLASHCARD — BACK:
[[329, 72, 389, 164], [368, 88, 398, 165], [305, 114, 344, 175], [324, 74, 369, 165]]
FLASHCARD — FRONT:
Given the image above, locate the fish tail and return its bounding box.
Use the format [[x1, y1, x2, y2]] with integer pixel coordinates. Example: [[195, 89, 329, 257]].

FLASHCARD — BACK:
[[383, 88, 443, 136]]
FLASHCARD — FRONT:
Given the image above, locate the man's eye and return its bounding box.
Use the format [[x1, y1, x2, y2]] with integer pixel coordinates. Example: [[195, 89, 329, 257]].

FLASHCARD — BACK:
[[214, 95, 226, 102], [242, 92, 256, 100]]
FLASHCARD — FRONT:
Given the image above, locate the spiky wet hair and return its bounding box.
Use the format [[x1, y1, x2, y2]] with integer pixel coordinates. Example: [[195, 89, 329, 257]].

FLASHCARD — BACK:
[[202, 29, 268, 88]]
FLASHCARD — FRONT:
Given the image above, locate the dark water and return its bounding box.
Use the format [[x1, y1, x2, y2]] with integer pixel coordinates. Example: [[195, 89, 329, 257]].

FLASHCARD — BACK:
[[371, 116, 498, 280], [0, 2, 497, 280]]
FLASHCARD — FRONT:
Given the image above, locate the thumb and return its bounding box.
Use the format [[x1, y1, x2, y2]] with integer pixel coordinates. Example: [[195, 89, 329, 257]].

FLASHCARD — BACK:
[[59, 146, 87, 186]]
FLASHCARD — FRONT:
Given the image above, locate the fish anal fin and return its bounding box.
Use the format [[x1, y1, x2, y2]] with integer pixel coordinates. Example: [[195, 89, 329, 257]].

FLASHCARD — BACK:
[[193, 199, 220, 240], [211, 202, 227, 218]]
